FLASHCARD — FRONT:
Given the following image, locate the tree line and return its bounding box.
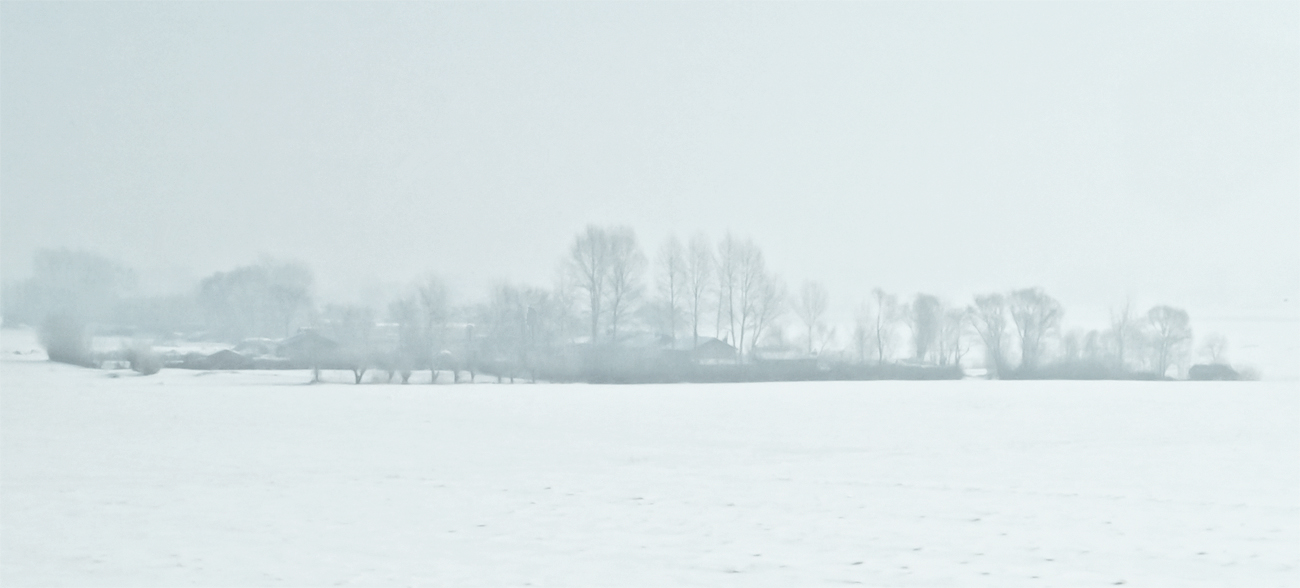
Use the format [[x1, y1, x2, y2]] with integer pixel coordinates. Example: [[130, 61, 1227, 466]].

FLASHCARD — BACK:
[[2, 232, 1235, 381]]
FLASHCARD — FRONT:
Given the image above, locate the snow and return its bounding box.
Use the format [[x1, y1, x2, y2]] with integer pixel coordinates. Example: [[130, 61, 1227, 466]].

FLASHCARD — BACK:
[[2, 329, 1297, 586]]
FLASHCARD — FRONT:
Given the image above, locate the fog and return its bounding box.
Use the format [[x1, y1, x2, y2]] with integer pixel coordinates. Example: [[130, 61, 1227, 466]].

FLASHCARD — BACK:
[[5, 6, 1300, 586], [1, 2, 1297, 376]]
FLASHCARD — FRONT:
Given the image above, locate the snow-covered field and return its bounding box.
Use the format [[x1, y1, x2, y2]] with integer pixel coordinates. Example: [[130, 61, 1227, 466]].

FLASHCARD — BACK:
[[2, 329, 1297, 587]]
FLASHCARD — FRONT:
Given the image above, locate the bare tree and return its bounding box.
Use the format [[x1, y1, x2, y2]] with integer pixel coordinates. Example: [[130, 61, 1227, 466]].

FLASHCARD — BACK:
[[1108, 299, 1136, 371], [748, 272, 786, 355], [417, 275, 449, 382], [656, 234, 686, 343], [1200, 333, 1228, 364], [552, 266, 582, 344], [715, 233, 740, 346], [795, 280, 830, 355], [387, 295, 422, 383], [8, 248, 136, 330], [265, 259, 314, 338], [478, 283, 545, 382], [1008, 287, 1063, 372], [1147, 305, 1192, 377], [905, 293, 942, 362], [324, 304, 375, 384], [199, 258, 314, 340], [936, 307, 970, 367], [1082, 329, 1105, 363], [852, 299, 872, 363], [969, 293, 1009, 376], [1059, 328, 1085, 363], [604, 226, 645, 342], [685, 232, 714, 349], [568, 225, 610, 343], [868, 288, 900, 364], [733, 238, 767, 360]]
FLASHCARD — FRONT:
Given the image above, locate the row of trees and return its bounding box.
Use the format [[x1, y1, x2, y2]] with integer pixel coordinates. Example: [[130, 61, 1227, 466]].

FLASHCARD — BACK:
[[198, 259, 314, 340], [528, 225, 1205, 378], [3, 236, 1217, 380], [568, 227, 786, 358]]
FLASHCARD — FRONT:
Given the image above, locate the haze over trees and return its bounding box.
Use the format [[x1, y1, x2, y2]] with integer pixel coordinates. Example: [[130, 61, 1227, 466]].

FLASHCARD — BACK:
[[603, 227, 646, 342], [2, 230, 1228, 382], [1147, 305, 1193, 378], [1109, 300, 1138, 371], [655, 235, 686, 344], [198, 258, 314, 340], [2, 249, 136, 365], [684, 233, 713, 349], [970, 293, 1010, 376], [936, 307, 970, 367], [1008, 288, 1064, 372], [796, 281, 830, 355], [906, 293, 942, 363], [859, 288, 899, 365], [568, 225, 610, 345]]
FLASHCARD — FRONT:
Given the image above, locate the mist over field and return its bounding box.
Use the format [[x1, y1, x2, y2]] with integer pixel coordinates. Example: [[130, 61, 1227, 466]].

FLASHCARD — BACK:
[[1, 1, 1297, 586]]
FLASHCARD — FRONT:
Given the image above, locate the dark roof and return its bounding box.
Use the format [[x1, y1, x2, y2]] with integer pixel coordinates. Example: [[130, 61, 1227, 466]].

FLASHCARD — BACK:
[[277, 331, 338, 357], [206, 349, 254, 369], [1188, 363, 1239, 381], [692, 338, 737, 359]]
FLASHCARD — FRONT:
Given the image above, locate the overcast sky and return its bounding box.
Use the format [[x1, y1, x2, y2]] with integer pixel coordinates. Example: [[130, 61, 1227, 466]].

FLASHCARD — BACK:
[[2, 2, 1297, 326]]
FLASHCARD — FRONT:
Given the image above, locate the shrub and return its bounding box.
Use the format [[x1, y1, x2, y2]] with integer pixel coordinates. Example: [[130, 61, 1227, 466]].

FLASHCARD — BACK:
[[39, 313, 94, 367], [126, 344, 163, 376]]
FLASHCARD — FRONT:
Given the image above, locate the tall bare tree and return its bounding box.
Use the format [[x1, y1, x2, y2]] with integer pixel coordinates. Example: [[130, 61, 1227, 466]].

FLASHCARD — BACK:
[[478, 282, 555, 382], [936, 307, 970, 367], [552, 266, 582, 344], [852, 299, 872, 363], [604, 226, 645, 342], [1147, 305, 1192, 377], [715, 233, 740, 345], [733, 238, 767, 360], [970, 293, 1009, 376], [656, 234, 686, 343], [748, 273, 786, 355], [685, 232, 714, 349], [795, 280, 830, 355], [387, 295, 422, 383], [1108, 299, 1136, 371], [417, 274, 449, 382], [1008, 287, 1063, 371], [568, 225, 610, 344], [868, 288, 900, 364], [905, 293, 942, 362]]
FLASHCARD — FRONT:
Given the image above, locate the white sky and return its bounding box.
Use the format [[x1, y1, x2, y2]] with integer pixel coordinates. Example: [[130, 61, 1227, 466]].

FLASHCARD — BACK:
[[2, 2, 1297, 328]]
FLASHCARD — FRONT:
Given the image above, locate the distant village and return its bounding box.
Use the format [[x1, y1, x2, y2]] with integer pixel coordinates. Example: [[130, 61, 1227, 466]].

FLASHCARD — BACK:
[[2, 227, 1249, 383]]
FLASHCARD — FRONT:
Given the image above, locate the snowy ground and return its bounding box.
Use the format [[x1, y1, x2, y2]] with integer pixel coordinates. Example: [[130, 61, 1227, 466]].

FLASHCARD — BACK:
[[2, 329, 1297, 587]]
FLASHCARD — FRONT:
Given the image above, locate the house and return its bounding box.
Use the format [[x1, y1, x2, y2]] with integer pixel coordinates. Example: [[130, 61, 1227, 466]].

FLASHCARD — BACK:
[[692, 337, 738, 364], [1188, 363, 1239, 381], [205, 349, 254, 370], [233, 338, 277, 357], [276, 330, 339, 365]]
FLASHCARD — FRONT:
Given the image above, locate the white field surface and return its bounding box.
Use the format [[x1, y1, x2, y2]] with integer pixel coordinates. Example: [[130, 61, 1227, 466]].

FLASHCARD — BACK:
[[2, 330, 1297, 587]]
